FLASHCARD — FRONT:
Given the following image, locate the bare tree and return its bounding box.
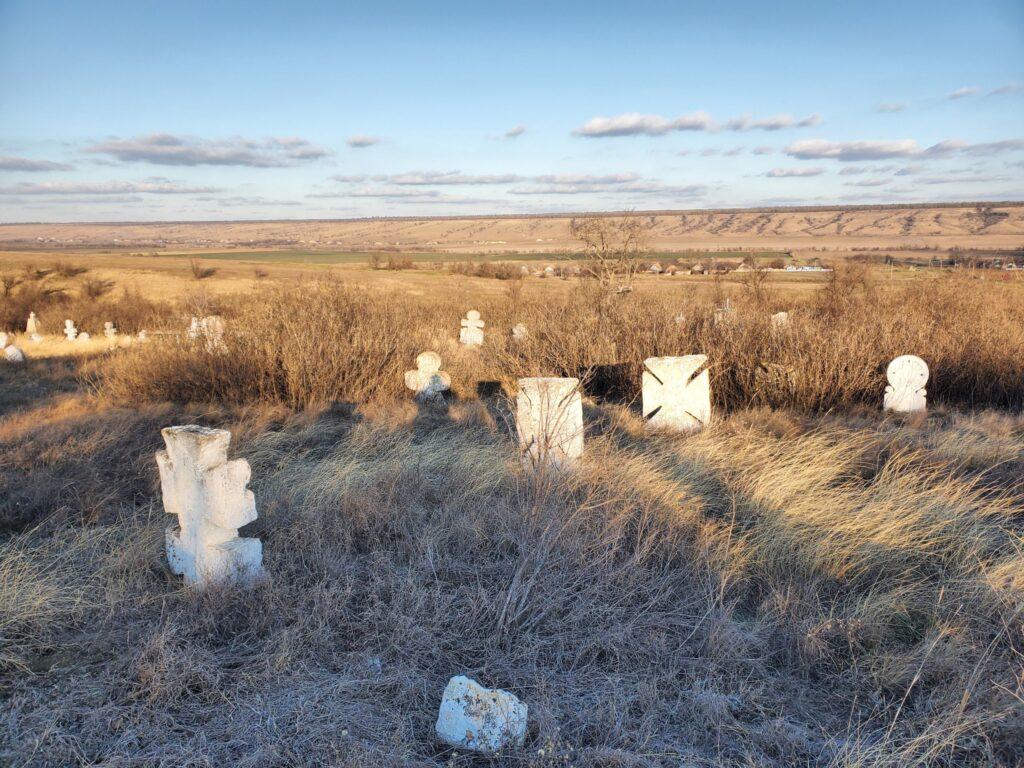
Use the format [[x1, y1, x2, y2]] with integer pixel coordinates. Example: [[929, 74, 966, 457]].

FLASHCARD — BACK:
[[569, 215, 648, 292]]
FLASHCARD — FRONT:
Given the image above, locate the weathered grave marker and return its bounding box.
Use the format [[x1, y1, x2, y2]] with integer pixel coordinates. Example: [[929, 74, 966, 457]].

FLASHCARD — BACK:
[[435, 675, 527, 754], [516, 377, 583, 468], [104, 321, 117, 340], [26, 312, 39, 335], [511, 323, 529, 341], [404, 351, 451, 403], [64, 319, 78, 341], [642, 355, 711, 432], [883, 355, 928, 413], [459, 310, 484, 346], [156, 425, 264, 587]]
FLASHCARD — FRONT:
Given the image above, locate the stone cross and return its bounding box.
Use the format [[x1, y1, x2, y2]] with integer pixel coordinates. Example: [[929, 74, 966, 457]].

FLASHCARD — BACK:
[[642, 355, 711, 432], [64, 319, 78, 341], [404, 351, 451, 403], [104, 321, 117, 339], [883, 355, 928, 413], [26, 312, 38, 335], [516, 377, 584, 468], [713, 298, 735, 326], [459, 310, 484, 346], [511, 323, 529, 341], [156, 425, 264, 587]]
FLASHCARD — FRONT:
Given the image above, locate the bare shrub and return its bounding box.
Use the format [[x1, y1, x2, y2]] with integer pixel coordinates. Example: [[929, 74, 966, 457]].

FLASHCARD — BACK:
[[189, 259, 218, 280]]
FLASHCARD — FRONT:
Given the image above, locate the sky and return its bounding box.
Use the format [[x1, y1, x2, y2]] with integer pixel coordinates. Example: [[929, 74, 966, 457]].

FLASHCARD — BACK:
[[0, 0, 1022, 222]]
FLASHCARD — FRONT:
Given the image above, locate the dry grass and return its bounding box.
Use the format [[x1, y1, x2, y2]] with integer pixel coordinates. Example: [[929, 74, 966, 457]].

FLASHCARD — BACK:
[[98, 271, 1024, 412], [1, 273, 1022, 766]]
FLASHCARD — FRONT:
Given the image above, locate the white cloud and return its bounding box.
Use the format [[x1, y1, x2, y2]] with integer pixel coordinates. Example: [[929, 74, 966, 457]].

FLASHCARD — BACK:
[[572, 112, 714, 137], [785, 139, 921, 161], [725, 113, 820, 131], [989, 82, 1022, 96], [765, 167, 825, 178], [0, 156, 74, 172], [752, 146, 775, 155], [572, 111, 821, 137], [947, 86, 980, 100], [508, 181, 706, 197], [787, 138, 1024, 162], [844, 178, 890, 187], [875, 103, 906, 113], [87, 134, 331, 166], [503, 124, 527, 139], [346, 135, 380, 148], [0, 180, 221, 195]]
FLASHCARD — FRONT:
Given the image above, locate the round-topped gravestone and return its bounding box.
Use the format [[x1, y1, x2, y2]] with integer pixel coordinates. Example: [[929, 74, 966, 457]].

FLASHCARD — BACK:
[[883, 355, 929, 413]]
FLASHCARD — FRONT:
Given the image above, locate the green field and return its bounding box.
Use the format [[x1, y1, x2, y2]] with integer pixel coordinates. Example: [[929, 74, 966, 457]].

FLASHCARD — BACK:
[[168, 250, 564, 264], [164, 249, 794, 266]]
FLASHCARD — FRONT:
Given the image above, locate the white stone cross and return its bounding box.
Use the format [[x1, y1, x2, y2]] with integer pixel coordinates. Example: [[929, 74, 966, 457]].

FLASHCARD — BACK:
[[883, 355, 928, 413], [516, 377, 584, 468], [642, 355, 712, 432], [104, 321, 117, 339], [156, 425, 264, 587], [64, 319, 78, 341], [404, 351, 451, 403], [26, 312, 39, 335], [459, 310, 484, 346]]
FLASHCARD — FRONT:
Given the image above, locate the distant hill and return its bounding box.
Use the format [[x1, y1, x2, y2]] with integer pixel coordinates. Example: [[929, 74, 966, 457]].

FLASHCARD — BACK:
[[2, 201, 1022, 253]]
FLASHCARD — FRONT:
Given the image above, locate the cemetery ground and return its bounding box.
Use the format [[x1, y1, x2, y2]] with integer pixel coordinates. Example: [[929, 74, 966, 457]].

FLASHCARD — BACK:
[[1, 266, 1024, 766]]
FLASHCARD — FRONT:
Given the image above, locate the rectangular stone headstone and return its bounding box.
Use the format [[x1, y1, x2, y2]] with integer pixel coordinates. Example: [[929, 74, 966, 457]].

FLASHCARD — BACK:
[[516, 377, 583, 468], [642, 355, 711, 432]]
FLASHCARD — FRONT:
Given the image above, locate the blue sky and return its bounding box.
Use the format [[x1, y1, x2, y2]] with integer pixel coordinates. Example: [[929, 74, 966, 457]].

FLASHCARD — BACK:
[[1, 0, 1022, 222]]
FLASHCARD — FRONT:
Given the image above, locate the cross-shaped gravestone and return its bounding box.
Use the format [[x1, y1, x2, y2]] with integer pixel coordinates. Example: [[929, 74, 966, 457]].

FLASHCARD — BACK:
[[64, 319, 78, 341], [26, 312, 39, 335], [516, 377, 583, 469], [404, 351, 451, 403], [156, 425, 264, 587], [642, 355, 711, 432], [104, 321, 117, 339], [459, 310, 484, 346], [883, 355, 928, 413]]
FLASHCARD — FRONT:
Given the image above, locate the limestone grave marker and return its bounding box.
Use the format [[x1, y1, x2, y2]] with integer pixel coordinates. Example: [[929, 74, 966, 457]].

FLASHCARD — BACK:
[[516, 377, 584, 468], [642, 355, 711, 432], [404, 351, 451, 403], [156, 425, 264, 587], [435, 675, 527, 754], [460, 310, 484, 346], [883, 355, 928, 413]]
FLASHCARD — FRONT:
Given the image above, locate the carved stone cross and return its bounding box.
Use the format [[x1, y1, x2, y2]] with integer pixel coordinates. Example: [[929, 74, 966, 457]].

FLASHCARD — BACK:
[[404, 351, 451, 403], [156, 425, 264, 587], [459, 310, 484, 346]]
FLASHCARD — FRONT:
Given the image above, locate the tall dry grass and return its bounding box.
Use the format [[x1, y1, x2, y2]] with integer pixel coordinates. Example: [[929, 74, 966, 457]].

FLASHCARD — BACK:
[[97, 272, 1024, 412], [0, 402, 1021, 765]]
